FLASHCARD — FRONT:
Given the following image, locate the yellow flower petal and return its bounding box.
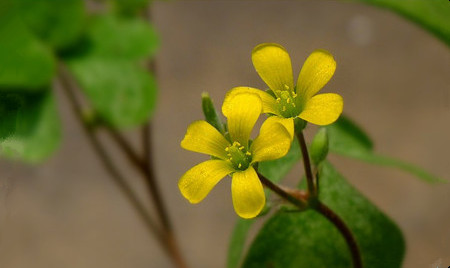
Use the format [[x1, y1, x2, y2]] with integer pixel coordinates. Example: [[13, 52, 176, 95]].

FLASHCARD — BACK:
[[265, 116, 294, 140], [181, 120, 230, 160], [296, 49, 336, 100], [231, 167, 265, 219], [251, 118, 292, 163], [222, 93, 262, 147], [252, 43, 294, 94], [178, 160, 234, 204], [223, 87, 279, 116], [298, 93, 343, 125]]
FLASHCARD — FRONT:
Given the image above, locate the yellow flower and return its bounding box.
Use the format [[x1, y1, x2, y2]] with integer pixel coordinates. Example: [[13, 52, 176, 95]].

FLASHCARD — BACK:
[[224, 43, 343, 135], [179, 93, 292, 219]]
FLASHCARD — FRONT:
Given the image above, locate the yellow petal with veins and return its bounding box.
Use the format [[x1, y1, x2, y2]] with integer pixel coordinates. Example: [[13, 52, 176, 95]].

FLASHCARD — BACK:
[[251, 118, 292, 163], [181, 120, 230, 160], [296, 49, 336, 100], [178, 160, 234, 204], [265, 116, 294, 140], [298, 93, 343, 125], [231, 167, 265, 219], [223, 87, 279, 116], [252, 43, 294, 94], [222, 93, 262, 147]]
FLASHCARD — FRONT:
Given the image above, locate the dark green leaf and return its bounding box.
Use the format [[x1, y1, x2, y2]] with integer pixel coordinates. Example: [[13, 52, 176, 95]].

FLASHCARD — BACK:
[[351, 153, 445, 183], [67, 58, 157, 128], [227, 219, 255, 268], [15, 0, 85, 50], [0, 90, 61, 163], [353, 0, 450, 46], [327, 115, 444, 183], [242, 162, 405, 268], [326, 116, 372, 156], [227, 139, 301, 268], [0, 11, 55, 89], [87, 14, 159, 61], [113, 0, 150, 15]]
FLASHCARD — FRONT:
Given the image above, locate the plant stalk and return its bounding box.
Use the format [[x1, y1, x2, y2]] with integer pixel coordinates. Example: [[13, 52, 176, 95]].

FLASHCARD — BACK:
[[142, 123, 189, 268], [258, 170, 362, 268], [257, 173, 307, 209], [315, 201, 363, 268], [57, 63, 165, 250], [296, 131, 316, 196], [58, 63, 188, 268], [296, 130, 362, 268]]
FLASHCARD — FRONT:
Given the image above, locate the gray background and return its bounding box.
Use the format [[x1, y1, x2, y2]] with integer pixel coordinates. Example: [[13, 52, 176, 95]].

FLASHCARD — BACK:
[[1, 1, 450, 267]]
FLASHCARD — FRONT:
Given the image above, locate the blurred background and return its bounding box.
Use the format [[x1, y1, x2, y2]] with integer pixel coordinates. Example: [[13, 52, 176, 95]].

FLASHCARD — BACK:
[[1, 1, 449, 267]]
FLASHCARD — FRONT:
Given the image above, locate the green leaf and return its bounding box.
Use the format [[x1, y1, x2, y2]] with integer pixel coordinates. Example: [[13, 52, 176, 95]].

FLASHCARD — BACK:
[[63, 13, 159, 128], [227, 219, 255, 268], [353, 0, 450, 46], [0, 90, 61, 163], [327, 115, 444, 183], [67, 57, 157, 128], [350, 153, 445, 184], [242, 162, 405, 268], [227, 139, 301, 268], [326, 116, 372, 156], [15, 0, 86, 50], [0, 10, 55, 89], [113, 0, 150, 15], [86, 14, 159, 61]]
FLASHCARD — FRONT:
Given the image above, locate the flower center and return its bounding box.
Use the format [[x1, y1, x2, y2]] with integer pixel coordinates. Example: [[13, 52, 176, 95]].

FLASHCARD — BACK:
[[225, 141, 252, 171], [276, 89, 301, 118]]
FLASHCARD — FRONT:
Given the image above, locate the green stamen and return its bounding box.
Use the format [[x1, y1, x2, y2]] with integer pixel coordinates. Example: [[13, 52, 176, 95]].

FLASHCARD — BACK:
[[225, 142, 252, 170], [278, 90, 301, 117]]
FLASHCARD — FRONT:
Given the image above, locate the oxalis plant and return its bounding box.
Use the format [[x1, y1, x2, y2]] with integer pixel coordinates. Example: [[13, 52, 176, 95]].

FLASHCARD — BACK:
[[0, 1, 449, 268]]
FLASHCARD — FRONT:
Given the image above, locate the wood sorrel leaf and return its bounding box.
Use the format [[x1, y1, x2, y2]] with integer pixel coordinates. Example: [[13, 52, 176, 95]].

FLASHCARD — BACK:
[[227, 219, 255, 268], [67, 58, 157, 128], [353, 0, 450, 46], [63, 12, 159, 128], [227, 139, 301, 268], [113, 0, 150, 15], [86, 14, 159, 61], [0, 90, 61, 163], [15, 0, 86, 50], [326, 115, 444, 183], [0, 9, 55, 89], [242, 162, 405, 268]]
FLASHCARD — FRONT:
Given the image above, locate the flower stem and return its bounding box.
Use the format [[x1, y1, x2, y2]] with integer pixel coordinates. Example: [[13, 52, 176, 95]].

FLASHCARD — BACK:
[[104, 125, 174, 233], [57, 63, 165, 250], [315, 201, 363, 268], [103, 127, 169, 229], [58, 63, 188, 268], [105, 126, 188, 267], [296, 131, 316, 196], [296, 130, 362, 267], [258, 170, 362, 268], [257, 173, 307, 210], [140, 8, 188, 266], [143, 4, 188, 266], [142, 123, 189, 268]]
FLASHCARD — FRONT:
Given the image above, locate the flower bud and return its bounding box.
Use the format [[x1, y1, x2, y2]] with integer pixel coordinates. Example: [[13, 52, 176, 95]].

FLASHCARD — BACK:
[[201, 92, 225, 134], [310, 128, 329, 166]]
